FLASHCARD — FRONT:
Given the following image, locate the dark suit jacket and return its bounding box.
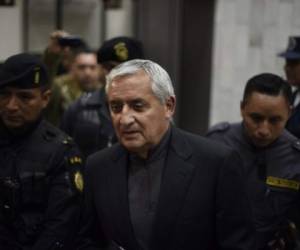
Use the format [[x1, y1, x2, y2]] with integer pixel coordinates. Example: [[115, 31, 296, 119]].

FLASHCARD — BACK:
[[77, 127, 255, 250], [286, 102, 300, 138]]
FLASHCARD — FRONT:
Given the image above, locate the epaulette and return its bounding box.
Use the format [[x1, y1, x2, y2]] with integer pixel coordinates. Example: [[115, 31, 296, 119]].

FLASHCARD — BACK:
[[43, 128, 58, 141], [206, 122, 230, 136], [292, 140, 300, 152], [62, 136, 75, 146]]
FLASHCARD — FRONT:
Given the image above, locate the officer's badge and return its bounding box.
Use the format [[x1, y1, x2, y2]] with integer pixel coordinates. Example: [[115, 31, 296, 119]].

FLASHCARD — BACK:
[[114, 42, 128, 61], [74, 171, 84, 192], [34, 66, 40, 84], [69, 156, 82, 165]]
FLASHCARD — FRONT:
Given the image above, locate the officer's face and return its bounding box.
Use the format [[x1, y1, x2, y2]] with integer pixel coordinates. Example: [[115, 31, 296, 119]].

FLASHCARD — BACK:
[[284, 60, 300, 87], [0, 87, 51, 130], [241, 92, 291, 148], [71, 53, 100, 92], [107, 70, 175, 159]]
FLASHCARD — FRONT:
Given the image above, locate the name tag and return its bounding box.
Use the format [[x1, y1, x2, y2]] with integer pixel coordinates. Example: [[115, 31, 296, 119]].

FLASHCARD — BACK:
[[266, 176, 300, 191]]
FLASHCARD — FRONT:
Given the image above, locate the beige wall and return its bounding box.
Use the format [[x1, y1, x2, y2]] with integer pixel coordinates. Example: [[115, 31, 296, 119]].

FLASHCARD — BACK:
[[0, 0, 133, 59], [0, 0, 23, 61], [210, 0, 300, 125]]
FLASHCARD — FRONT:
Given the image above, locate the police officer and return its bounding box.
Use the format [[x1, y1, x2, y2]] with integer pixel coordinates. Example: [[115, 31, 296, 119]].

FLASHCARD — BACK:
[[0, 53, 84, 250], [60, 36, 145, 158], [207, 73, 300, 250], [278, 36, 300, 138]]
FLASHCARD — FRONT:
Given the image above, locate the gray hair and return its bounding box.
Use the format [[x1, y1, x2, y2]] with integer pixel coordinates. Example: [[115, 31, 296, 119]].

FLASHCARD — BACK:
[[105, 59, 175, 103]]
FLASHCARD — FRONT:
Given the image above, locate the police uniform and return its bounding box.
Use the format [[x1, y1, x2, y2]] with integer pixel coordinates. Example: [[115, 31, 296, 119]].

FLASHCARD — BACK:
[[278, 36, 300, 139], [207, 122, 300, 249], [60, 88, 116, 159], [0, 53, 84, 250], [286, 102, 300, 139]]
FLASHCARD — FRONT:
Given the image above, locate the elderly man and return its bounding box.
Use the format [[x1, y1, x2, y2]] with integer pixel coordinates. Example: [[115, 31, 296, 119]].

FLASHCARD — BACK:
[[207, 73, 300, 250], [77, 59, 254, 250], [0, 53, 83, 250]]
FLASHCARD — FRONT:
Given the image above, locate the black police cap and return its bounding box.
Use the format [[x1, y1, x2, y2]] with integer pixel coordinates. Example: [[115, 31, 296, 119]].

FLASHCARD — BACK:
[[97, 36, 144, 64], [278, 36, 300, 59], [0, 53, 49, 89], [58, 36, 87, 49]]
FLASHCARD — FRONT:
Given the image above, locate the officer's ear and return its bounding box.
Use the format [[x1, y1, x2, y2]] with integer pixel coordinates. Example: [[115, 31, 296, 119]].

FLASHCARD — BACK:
[[41, 89, 51, 109], [288, 104, 293, 118], [240, 100, 245, 110]]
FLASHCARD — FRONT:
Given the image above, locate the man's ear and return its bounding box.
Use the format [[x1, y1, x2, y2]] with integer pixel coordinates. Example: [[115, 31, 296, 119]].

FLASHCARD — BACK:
[[41, 89, 51, 109], [165, 96, 176, 119], [240, 100, 245, 117], [288, 104, 293, 117]]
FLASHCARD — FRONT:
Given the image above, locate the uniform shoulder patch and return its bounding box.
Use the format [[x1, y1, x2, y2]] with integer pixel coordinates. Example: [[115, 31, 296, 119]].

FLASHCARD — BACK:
[[43, 128, 57, 141], [74, 171, 84, 192], [292, 140, 300, 152], [66, 155, 84, 192], [69, 156, 83, 165], [206, 122, 230, 136], [62, 136, 74, 146]]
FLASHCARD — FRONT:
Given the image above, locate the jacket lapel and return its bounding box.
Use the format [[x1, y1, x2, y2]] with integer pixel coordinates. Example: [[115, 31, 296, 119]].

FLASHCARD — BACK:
[[108, 146, 140, 250], [151, 127, 195, 250]]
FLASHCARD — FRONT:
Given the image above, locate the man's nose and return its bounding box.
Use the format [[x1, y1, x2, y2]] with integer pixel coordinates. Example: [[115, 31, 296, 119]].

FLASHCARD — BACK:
[[6, 96, 19, 111], [257, 121, 270, 137], [119, 106, 135, 126]]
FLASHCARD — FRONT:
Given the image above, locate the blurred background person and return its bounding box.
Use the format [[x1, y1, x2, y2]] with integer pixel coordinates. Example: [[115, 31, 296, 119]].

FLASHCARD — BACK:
[[42, 30, 69, 81], [46, 48, 101, 126], [278, 36, 300, 138], [60, 36, 144, 158]]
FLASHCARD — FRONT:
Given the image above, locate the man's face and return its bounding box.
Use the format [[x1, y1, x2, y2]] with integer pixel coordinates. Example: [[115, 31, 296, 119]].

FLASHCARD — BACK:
[[71, 53, 100, 91], [241, 92, 291, 148], [284, 60, 300, 87], [107, 70, 175, 158], [0, 87, 50, 130]]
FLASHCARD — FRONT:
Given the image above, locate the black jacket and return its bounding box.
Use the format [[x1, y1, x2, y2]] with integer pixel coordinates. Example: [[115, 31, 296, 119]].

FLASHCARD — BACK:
[[77, 126, 255, 250], [0, 119, 83, 250], [286, 103, 300, 138], [207, 122, 300, 249], [60, 88, 116, 159]]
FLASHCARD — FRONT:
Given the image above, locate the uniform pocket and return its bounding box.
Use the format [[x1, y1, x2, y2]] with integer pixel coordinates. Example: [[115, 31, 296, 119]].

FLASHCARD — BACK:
[[19, 170, 47, 208]]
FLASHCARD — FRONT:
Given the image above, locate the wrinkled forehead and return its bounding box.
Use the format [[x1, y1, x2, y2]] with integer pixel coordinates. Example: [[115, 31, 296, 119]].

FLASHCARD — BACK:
[[108, 74, 154, 100]]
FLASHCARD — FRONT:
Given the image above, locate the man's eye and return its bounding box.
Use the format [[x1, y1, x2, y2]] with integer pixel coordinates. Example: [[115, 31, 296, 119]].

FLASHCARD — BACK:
[[133, 103, 144, 110], [18, 94, 32, 101], [269, 117, 281, 124], [110, 103, 123, 113], [131, 101, 146, 111], [0, 91, 8, 98], [250, 115, 263, 123]]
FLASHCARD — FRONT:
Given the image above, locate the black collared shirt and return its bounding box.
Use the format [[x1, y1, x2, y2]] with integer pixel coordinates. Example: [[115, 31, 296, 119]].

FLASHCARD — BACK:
[[128, 128, 171, 250]]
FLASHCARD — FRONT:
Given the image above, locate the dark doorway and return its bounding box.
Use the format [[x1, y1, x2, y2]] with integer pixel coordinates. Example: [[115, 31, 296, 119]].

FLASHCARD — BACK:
[[135, 0, 215, 135]]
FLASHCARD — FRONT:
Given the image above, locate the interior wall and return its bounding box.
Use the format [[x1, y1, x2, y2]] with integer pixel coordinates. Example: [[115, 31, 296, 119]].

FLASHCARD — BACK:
[[0, 0, 134, 58], [0, 0, 23, 61], [210, 0, 300, 126]]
